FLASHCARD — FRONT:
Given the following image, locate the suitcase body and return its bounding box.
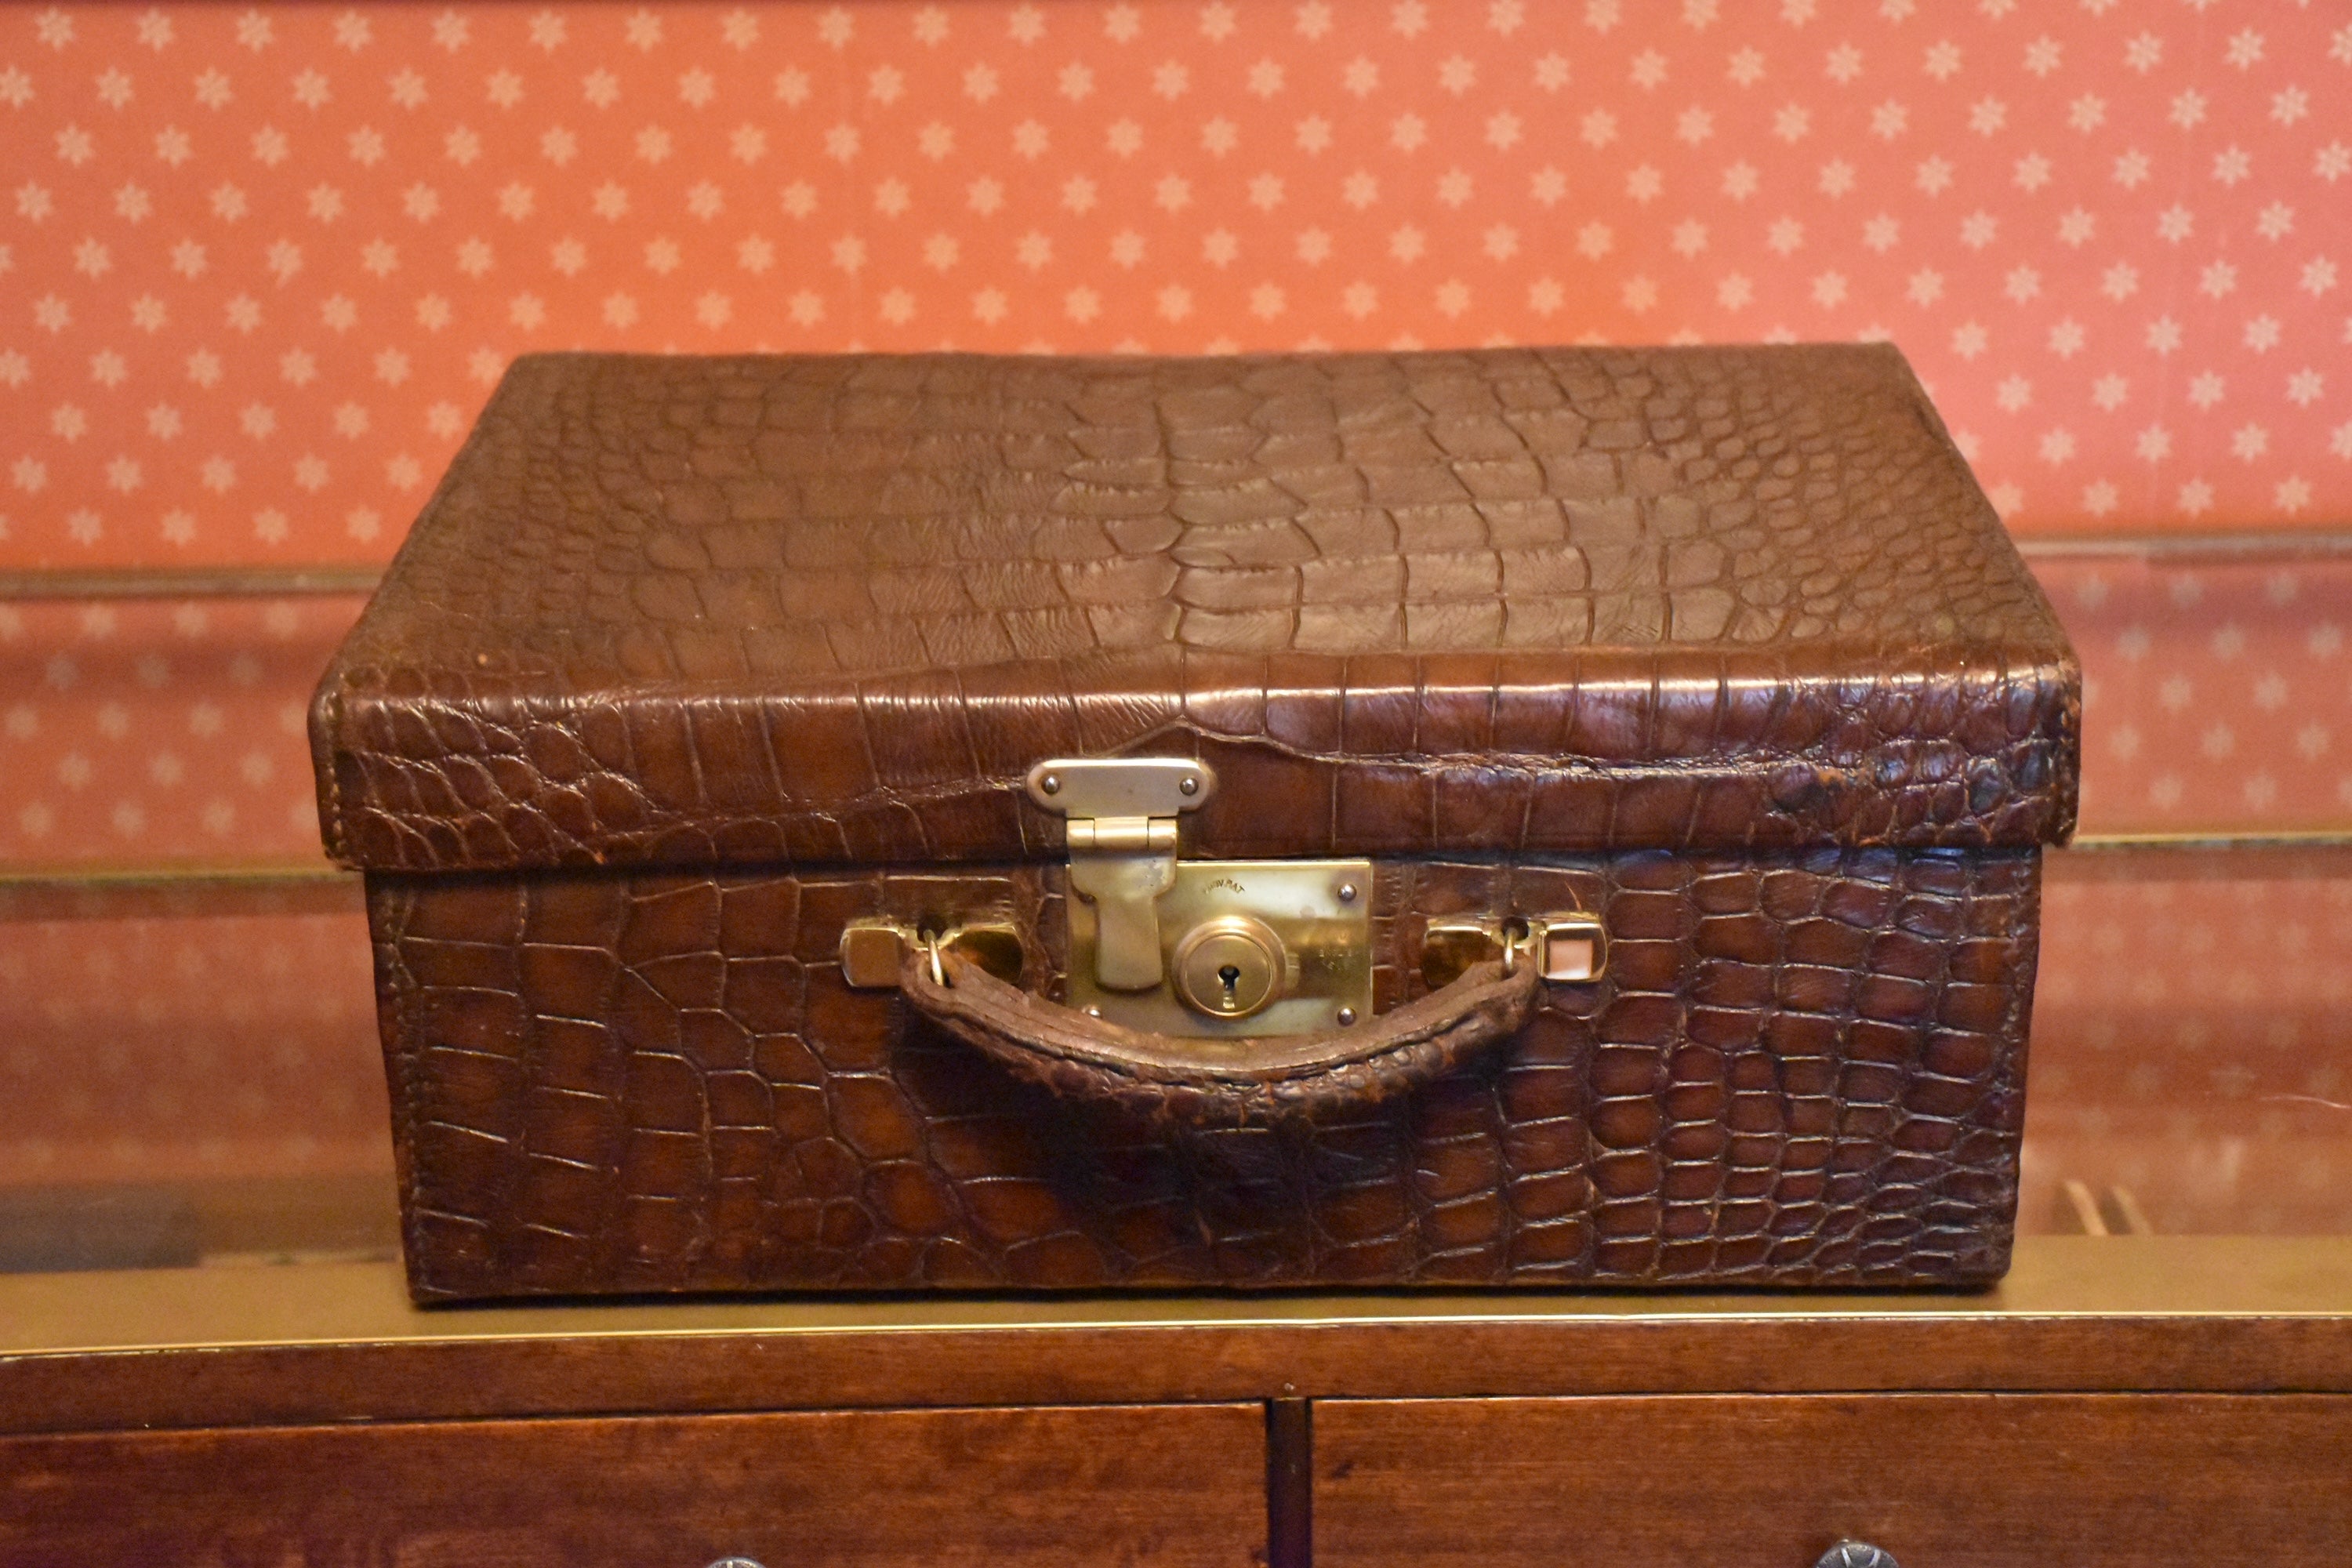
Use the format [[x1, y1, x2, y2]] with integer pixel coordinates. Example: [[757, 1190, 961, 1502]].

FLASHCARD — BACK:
[[313, 347, 2078, 1301]]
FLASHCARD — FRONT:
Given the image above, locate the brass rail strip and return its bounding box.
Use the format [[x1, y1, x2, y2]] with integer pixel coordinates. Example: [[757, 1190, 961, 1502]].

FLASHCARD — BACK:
[[2013, 528, 2352, 561], [2065, 830, 2352, 851], [0, 568, 383, 601], [0, 862, 354, 890]]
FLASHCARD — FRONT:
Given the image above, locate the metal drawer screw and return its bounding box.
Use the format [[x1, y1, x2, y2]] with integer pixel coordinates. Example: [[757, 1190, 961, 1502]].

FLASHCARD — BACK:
[[1815, 1544, 1899, 1568], [706, 1559, 767, 1568]]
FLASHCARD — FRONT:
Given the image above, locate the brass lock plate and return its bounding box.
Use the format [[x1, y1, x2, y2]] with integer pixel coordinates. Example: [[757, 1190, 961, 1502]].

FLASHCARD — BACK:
[[1067, 859, 1373, 1037]]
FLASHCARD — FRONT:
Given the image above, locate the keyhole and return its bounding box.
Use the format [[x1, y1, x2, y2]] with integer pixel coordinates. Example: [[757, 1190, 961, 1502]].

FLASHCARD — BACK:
[[1218, 963, 1241, 1009]]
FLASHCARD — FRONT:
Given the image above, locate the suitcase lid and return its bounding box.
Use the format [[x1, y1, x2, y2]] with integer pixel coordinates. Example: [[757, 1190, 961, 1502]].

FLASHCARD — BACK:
[[311, 346, 2078, 874]]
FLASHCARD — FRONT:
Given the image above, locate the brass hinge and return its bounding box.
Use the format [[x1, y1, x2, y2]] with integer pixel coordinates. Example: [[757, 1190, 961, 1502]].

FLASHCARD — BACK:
[[1025, 757, 1210, 991]]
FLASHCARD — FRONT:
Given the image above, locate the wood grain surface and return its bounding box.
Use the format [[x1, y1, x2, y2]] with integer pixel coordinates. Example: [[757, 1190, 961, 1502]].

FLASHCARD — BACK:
[[0, 1403, 1265, 1568], [5, 1240, 2352, 1436], [1316, 1392, 2352, 1568]]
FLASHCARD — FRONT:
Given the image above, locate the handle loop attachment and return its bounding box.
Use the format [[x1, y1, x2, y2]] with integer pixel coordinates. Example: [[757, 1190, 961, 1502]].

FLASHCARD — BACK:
[[898, 950, 1543, 1130]]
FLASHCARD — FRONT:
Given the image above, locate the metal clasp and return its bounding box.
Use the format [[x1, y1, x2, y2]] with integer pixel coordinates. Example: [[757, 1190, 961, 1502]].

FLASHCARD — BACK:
[[846, 758, 1375, 1039], [1025, 757, 1211, 992], [1024, 758, 1373, 1037]]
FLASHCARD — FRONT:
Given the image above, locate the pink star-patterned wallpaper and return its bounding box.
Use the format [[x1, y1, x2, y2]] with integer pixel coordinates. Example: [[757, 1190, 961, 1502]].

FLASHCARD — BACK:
[[1, 0, 2348, 868], [4, 0, 2347, 567]]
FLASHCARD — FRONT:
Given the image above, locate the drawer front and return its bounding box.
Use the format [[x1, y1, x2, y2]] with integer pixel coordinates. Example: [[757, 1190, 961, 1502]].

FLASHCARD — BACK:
[[0, 1402, 1263, 1567], [1316, 1393, 2352, 1568]]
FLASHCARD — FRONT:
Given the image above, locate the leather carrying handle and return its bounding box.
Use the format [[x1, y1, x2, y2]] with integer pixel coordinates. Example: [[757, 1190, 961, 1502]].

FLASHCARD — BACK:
[[898, 950, 1542, 1131]]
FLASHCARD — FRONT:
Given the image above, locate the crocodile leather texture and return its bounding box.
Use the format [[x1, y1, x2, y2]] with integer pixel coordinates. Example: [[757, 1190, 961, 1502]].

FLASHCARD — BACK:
[[312, 347, 2078, 874], [325, 346, 2074, 1296], [372, 847, 2039, 1298]]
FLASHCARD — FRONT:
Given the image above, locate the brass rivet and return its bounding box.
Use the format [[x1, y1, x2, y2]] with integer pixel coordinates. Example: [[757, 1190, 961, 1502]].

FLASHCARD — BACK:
[[1040, 773, 1060, 795], [1336, 1006, 1358, 1026], [1336, 882, 1358, 903], [1178, 775, 1199, 796]]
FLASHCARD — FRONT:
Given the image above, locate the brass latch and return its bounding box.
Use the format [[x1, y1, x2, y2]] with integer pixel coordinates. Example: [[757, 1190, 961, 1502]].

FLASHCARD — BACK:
[[1024, 757, 1374, 1038], [834, 760, 1608, 1040], [1025, 757, 1210, 993]]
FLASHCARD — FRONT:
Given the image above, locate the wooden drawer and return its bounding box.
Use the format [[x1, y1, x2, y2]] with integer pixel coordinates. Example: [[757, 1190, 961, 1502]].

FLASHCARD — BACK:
[[0, 1402, 1264, 1567], [1316, 1393, 2352, 1568]]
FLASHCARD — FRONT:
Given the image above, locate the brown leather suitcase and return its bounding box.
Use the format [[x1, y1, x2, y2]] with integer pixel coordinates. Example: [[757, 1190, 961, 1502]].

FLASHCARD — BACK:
[[310, 346, 2078, 1301]]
